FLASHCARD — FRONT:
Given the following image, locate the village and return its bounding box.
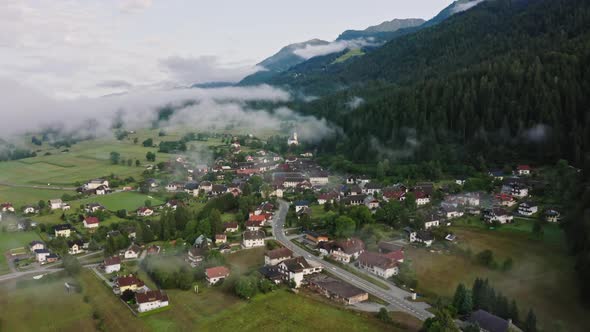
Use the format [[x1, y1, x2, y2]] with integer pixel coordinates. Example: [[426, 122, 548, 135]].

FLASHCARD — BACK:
[[0, 130, 573, 331]]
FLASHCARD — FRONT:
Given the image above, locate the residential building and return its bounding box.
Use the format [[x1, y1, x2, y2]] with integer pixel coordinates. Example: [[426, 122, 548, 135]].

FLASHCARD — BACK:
[[68, 239, 85, 255], [35, 249, 51, 262], [215, 234, 227, 244], [518, 202, 538, 216], [29, 240, 45, 252], [53, 224, 72, 238], [116, 275, 145, 292], [124, 244, 141, 259], [330, 238, 365, 263], [309, 275, 368, 305], [424, 215, 440, 229], [136, 290, 169, 313], [242, 230, 265, 248], [483, 208, 514, 224], [83, 216, 100, 229], [264, 247, 293, 266], [223, 222, 239, 233], [137, 207, 154, 217], [545, 209, 561, 223], [104, 256, 121, 273], [277, 256, 322, 288], [357, 251, 399, 278], [467, 309, 523, 332], [205, 266, 231, 285], [516, 165, 531, 176], [305, 232, 329, 244]]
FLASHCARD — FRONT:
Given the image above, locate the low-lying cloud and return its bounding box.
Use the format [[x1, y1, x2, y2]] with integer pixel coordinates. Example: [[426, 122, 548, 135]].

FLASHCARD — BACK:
[[451, 0, 485, 14], [293, 38, 378, 60], [0, 78, 335, 145]]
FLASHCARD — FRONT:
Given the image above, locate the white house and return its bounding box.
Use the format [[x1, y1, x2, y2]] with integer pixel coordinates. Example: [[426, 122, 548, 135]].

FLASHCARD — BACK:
[[49, 199, 64, 210], [287, 132, 299, 146], [294, 201, 309, 213], [68, 240, 85, 255], [545, 209, 561, 223], [83, 216, 100, 229], [357, 251, 399, 278], [136, 290, 169, 313], [85, 179, 109, 190], [137, 207, 154, 217], [23, 205, 38, 214], [278, 257, 322, 288], [265, 247, 293, 266], [0, 203, 15, 212], [483, 208, 514, 224], [205, 266, 230, 285], [309, 172, 329, 186], [516, 165, 531, 176], [104, 256, 121, 273], [53, 224, 72, 238], [518, 202, 538, 216], [242, 230, 265, 248], [407, 229, 434, 247], [124, 244, 141, 259], [35, 249, 51, 262], [414, 191, 431, 206], [424, 215, 440, 229], [29, 241, 45, 252]]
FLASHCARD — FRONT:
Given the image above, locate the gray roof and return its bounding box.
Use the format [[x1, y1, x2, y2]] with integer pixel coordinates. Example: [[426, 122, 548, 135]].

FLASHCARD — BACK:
[[468, 310, 509, 332]]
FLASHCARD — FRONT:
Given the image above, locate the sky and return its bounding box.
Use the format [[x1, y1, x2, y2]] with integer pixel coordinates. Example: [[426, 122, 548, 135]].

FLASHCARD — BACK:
[[0, 0, 454, 99]]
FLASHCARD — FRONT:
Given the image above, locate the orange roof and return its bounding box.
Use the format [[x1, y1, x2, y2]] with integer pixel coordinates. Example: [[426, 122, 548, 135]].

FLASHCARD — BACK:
[[206, 266, 230, 279]]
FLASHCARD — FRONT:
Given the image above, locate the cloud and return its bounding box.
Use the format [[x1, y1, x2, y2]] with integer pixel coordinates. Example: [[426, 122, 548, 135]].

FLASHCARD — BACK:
[[346, 96, 365, 110], [96, 80, 134, 89], [119, 0, 153, 13], [0, 78, 334, 146], [293, 39, 379, 60], [451, 0, 485, 14], [522, 124, 550, 143], [159, 56, 264, 85]]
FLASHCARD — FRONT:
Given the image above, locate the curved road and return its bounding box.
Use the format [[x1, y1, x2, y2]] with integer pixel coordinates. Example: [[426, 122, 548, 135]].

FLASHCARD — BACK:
[[273, 199, 433, 321]]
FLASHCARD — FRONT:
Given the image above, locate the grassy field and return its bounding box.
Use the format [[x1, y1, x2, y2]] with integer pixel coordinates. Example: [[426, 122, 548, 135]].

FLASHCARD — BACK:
[[333, 48, 365, 64], [0, 185, 72, 208], [0, 273, 96, 331], [407, 224, 589, 332], [73, 192, 165, 211], [75, 267, 408, 332], [0, 231, 41, 274]]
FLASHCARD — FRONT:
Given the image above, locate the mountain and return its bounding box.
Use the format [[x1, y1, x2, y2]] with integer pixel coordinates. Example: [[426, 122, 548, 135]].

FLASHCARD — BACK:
[[258, 39, 329, 72], [422, 0, 484, 27], [337, 18, 425, 41]]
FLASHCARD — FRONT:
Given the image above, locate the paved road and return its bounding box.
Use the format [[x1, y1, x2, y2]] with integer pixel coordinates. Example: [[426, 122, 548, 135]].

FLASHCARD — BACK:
[[273, 199, 433, 321], [0, 181, 77, 191]]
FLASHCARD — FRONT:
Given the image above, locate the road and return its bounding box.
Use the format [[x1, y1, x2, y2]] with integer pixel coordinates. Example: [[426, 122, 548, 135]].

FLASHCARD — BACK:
[[273, 199, 433, 321], [0, 181, 77, 191]]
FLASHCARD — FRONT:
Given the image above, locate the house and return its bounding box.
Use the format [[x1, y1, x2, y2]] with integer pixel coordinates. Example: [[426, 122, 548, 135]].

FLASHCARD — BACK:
[[259, 265, 284, 284], [488, 170, 505, 181], [306, 232, 329, 244], [85, 178, 109, 190], [342, 185, 363, 196], [242, 230, 265, 248], [211, 184, 227, 196], [184, 182, 200, 196], [277, 256, 322, 288], [518, 202, 538, 216], [46, 253, 59, 263], [331, 238, 365, 263], [136, 290, 169, 313], [378, 241, 403, 255], [455, 177, 467, 186], [35, 249, 51, 262], [124, 244, 141, 259], [364, 196, 380, 210], [363, 183, 383, 195], [317, 191, 339, 205], [496, 193, 516, 207], [215, 234, 227, 244], [357, 251, 399, 278], [467, 309, 523, 332], [340, 195, 367, 206], [309, 275, 368, 305], [48, 199, 65, 210], [23, 205, 38, 214], [309, 171, 329, 186], [83, 216, 100, 229], [29, 241, 45, 252], [501, 182, 529, 198], [223, 222, 239, 233], [146, 245, 161, 255], [383, 189, 406, 202], [545, 209, 561, 223], [53, 224, 72, 237], [205, 266, 231, 285], [116, 275, 145, 292], [424, 215, 440, 229], [414, 190, 431, 206], [0, 202, 15, 212], [199, 181, 213, 193], [94, 185, 109, 195], [84, 203, 105, 213], [442, 206, 464, 220], [516, 165, 531, 176], [406, 228, 434, 247], [265, 247, 293, 266], [165, 182, 184, 192], [137, 207, 154, 217], [104, 256, 121, 273], [188, 246, 208, 267], [246, 217, 265, 231], [146, 178, 159, 188], [270, 185, 284, 198], [294, 201, 309, 213], [483, 208, 514, 224], [165, 200, 181, 210], [68, 239, 85, 255]]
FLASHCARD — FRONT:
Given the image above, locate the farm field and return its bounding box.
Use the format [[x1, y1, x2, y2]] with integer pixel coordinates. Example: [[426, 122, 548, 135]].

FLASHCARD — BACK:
[[0, 231, 41, 275], [73, 192, 165, 212], [0, 274, 96, 332], [0, 185, 72, 208], [407, 224, 588, 332]]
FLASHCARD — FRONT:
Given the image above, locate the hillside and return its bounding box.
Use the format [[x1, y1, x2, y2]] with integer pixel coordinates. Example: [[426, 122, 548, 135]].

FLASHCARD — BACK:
[[336, 18, 425, 42]]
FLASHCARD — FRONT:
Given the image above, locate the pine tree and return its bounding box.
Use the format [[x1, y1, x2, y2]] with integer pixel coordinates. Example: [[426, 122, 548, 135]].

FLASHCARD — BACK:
[[509, 300, 520, 325], [524, 309, 537, 332]]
